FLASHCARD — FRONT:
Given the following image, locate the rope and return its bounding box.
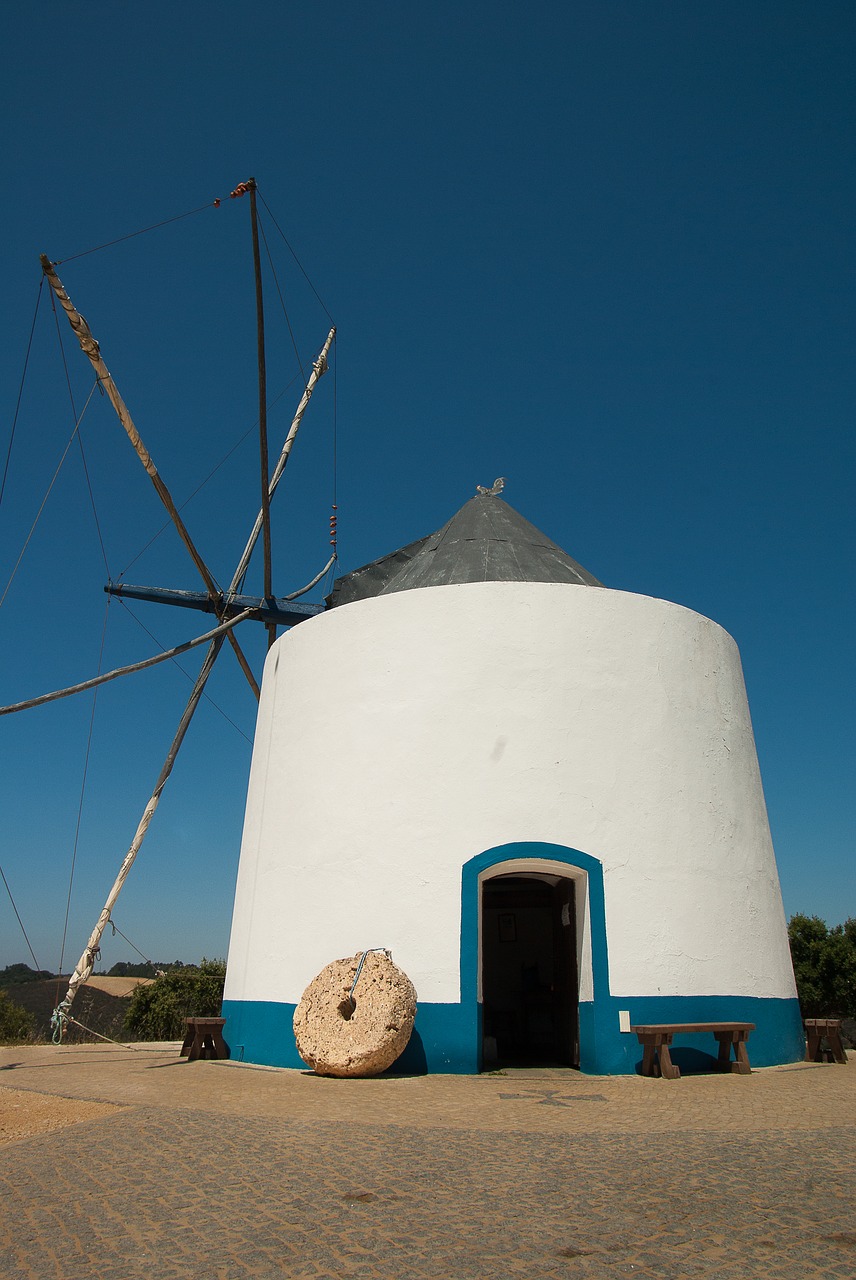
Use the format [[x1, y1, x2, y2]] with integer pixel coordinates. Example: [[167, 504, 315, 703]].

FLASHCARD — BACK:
[[57, 597, 110, 976], [257, 210, 305, 386], [247, 216, 340, 585], [0, 380, 99, 610], [0, 608, 255, 717], [49, 276, 112, 578], [0, 277, 44, 510], [53, 200, 222, 265], [114, 598, 253, 744], [51, 1005, 66, 1044], [108, 920, 157, 968], [0, 862, 42, 970], [51, 1011, 152, 1051], [116, 370, 305, 579], [257, 189, 336, 325], [50, 279, 80, 421], [325, 334, 338, 587], [76, 429, 111, 578]]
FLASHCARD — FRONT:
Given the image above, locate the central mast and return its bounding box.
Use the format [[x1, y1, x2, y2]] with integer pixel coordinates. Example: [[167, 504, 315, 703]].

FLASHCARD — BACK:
[[244, 178, 276, 650], [37, 185, 335, 1035]]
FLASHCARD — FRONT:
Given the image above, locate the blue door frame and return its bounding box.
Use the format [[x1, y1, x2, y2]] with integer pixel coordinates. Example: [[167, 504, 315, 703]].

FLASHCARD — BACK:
[[461, 842, 614, 1073]]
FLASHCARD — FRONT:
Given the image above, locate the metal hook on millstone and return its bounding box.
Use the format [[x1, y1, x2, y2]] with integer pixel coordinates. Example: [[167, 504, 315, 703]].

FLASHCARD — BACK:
[[340, 948, 391, 1018]]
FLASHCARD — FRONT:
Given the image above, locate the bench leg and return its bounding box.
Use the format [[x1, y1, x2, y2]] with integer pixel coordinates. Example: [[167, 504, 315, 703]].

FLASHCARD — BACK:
[[210, 1032, 230, 1060], [805, 1029, 822, 1062], [716, 1033, 733, 1072], [641, 1041, 658, 1077], [639, 1035, 679, 1078], [714, 1031, 751, 1074], [657, 1040, 680, 1080], [829, 1029, 848, 1065], [733, 1037, 751, 1074]]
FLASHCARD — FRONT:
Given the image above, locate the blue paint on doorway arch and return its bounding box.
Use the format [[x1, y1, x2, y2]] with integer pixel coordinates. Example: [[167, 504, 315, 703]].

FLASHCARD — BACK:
[[456, 841, 804, 1075], [460, 841, 613, 1074]]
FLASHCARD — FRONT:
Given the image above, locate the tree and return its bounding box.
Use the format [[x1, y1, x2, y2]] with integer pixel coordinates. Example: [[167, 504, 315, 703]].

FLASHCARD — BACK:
[[107, 960, 185, 979], [0, 988, 36, 1042], [0, 964, 54, 984], [788, 915, 856, 1018], [123, 960, 226, 1040]]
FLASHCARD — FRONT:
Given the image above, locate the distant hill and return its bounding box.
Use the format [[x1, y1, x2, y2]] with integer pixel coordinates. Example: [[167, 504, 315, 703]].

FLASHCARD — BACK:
[[2, 973, 154, 1043], [0, 963, 55, 984], [1, 961, 184, 984]]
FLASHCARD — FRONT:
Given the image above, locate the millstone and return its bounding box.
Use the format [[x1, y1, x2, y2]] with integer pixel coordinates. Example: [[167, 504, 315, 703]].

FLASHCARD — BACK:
[[293, 951, 417, 1077]]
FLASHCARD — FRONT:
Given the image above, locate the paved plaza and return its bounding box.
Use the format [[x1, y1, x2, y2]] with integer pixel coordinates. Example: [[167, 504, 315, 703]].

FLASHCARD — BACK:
[[0, 1043, 853, 1279]]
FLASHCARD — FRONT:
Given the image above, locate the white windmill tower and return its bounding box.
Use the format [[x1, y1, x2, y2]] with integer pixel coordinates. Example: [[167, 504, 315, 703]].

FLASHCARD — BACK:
[[223, 484, 803, 1074]]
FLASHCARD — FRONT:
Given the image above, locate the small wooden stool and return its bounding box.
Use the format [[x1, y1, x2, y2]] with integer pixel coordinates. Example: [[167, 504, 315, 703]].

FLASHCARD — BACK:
[[180, 1016, 230, 1061], [804, 1018, 848, 1065]]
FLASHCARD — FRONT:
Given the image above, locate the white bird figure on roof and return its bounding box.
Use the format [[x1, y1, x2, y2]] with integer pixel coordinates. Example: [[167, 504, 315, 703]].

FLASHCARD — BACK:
[[476, 477, 507, 497]]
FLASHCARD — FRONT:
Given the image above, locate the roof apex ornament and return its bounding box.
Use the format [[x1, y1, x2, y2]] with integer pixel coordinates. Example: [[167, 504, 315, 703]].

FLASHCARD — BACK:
[[476, 476, 506, 497]]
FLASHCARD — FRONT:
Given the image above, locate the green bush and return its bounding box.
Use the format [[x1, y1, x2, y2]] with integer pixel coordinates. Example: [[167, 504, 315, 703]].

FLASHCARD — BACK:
[[788, 915, 856, 1018], [0, 988, 36, 1042], [123, 959, 226, 1040]]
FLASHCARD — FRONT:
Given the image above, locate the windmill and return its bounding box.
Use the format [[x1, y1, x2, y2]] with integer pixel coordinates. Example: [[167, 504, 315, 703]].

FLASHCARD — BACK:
[[3, 179, 335, 1037]]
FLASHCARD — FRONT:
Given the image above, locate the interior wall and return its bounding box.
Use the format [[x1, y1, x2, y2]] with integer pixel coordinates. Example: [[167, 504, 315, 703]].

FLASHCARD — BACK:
[[482, 874, 578, 1065]]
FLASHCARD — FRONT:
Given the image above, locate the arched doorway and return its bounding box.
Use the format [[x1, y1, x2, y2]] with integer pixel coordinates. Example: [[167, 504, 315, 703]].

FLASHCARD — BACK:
[[481, 872, 579, 1067]]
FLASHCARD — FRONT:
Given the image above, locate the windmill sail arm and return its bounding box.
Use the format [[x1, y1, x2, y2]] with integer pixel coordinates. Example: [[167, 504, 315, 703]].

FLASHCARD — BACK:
[[1, 608, 254, 717], [43, 288, 337, 1034], [233, 327, 335, 592], [54, 633, 227, 1029], [40, 255, 260, 701], [106, 582, 323, 626], [40, 256, 213, 579]]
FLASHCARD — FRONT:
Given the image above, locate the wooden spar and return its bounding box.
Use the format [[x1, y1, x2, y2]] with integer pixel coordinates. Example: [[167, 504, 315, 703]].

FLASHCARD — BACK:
[[39, 256, 217, 591], [39, 255, 261, 702], [35, 186, 340, 1034], [54, 633, 228, 1027], [1, 608, 254, 717], [246, 179, 276, 651], [52, 331, 334, 1028], [232, 327, 336, 592], [103, 583, 324, 625]]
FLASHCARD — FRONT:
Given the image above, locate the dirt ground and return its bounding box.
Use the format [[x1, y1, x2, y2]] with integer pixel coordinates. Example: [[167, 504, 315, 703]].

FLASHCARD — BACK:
[[81, 976, 154, 997], [0, 1085, 121, 1145], [1, 1044, 854, 1280]]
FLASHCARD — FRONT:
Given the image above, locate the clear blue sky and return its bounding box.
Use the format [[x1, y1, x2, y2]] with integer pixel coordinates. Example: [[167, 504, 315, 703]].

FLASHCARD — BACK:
[[1, 2, 853, 972]]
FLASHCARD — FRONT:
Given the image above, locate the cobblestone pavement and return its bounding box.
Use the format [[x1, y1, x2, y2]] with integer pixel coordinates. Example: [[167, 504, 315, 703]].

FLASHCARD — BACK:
[[0, 1046, 853, 1279]]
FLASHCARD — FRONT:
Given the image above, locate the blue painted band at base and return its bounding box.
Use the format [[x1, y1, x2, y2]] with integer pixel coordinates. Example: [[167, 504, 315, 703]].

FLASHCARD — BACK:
[[221, 993, 804, 1075], [223, 840, 804, 1075]]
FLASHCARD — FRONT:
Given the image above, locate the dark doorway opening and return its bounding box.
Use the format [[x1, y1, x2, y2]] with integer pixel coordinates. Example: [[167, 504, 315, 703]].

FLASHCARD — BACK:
[[481, 874, 579, 1068]]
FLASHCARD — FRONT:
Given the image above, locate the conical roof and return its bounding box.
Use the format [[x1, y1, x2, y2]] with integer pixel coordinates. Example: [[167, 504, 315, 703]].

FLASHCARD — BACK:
[[328, 495, 601, 609]]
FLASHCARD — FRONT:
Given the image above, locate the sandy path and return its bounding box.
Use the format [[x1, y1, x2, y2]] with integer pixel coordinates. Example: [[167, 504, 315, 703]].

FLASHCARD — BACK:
[[0, 1086, 121, 1145]]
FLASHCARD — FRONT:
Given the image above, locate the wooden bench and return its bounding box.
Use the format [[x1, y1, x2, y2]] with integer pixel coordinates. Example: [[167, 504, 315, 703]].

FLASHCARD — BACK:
[[180, 1016, 230, 1062], [804, 1018, 848, 1065], [631, 1022, 755, 1079]]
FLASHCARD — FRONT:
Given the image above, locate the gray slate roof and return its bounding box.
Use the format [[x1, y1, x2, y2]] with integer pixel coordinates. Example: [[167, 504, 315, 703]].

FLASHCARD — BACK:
[[327, 495, 601, 609]]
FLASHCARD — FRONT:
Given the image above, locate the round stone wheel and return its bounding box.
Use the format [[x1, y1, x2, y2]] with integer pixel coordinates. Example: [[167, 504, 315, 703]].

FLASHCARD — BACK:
[[293, 952, 417, 1077]]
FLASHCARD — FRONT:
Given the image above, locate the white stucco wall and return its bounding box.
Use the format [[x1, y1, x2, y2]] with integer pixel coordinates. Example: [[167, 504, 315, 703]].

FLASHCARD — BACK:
[[224, 582, 796, 1007]]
